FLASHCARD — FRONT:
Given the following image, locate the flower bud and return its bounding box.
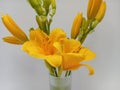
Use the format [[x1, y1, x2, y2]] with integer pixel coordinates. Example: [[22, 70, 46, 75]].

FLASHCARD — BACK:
[[36, 15, 48, 34], [51, 0, 56, 9], [3, 36, 24, 45], [95, 1, 106, 22], [50, 0, 56, 17], [1, 14, 28, 42], [87, 0, 102, 20], [71, 13, 82, 39], [43, 0, 51, 15], [27, 0, 46, 15]]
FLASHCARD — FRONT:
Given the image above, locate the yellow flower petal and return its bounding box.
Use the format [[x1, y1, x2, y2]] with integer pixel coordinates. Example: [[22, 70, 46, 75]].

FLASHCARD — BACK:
[[63, 53, 84, 63], [22, 41, 45, 59], [53, 38, 81, 54], [45, 55, 62, 67], [79, 64, 94, 75], [79, 47, 96, 61], [62, 53, 84, 70], [3, 36, 24, 45], [49, 28, 66, 42], [63, 64, 81, 70], [29, 29, 54, 55], [59, 39, 81, 53], [30, 29, 49, 42], [53, 42, 63, 53], [29, 29, 36, 40]]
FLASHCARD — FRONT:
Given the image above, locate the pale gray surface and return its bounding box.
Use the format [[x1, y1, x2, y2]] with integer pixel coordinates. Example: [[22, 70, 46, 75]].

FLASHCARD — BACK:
[[0, 0, 120, 90]]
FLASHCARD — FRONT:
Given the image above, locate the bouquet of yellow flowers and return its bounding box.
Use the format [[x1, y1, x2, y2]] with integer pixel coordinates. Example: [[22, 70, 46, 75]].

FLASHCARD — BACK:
[[1, 0, 106, 80]]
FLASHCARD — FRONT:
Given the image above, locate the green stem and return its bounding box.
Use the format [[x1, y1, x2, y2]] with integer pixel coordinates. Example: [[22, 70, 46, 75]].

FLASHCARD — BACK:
[[79, 19, 94, 44], [84, 19, 91, 31], [65, 70, 71, 77], [68, 71, 71, 76], [53, 68, 58, 77], [65, 71, 69, 77], [80, 33, 88, 44], [92, 20, 99, 30]]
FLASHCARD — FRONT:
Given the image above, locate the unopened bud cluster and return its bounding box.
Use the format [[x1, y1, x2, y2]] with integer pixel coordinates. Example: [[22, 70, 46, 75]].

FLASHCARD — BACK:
[[28, 0, 56, 34], [71, 0, 106, 44]]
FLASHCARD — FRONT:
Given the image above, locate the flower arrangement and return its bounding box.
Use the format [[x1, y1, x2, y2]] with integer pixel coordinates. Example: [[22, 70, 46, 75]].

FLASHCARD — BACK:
[[1, 0, 106, 78]]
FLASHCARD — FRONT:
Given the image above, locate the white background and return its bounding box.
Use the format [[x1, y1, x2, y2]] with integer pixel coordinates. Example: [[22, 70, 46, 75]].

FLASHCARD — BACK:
[[0, 0, 120, 90]]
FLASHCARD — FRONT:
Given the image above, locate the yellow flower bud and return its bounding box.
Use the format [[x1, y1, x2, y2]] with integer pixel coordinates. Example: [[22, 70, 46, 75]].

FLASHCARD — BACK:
[[1, 14, 28, 42], [95, 1, 106, 22], [71, 13, 82, 39], [87, 0, 102, 20], [3, 36, 24, 45]]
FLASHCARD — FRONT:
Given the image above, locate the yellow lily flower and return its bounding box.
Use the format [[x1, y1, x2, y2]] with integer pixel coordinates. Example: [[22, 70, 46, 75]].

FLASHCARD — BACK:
[[87, 0, 102, 20], [54, 39, 96, 75], [22, 28, 66, 67], [2, 14, 28, 43]]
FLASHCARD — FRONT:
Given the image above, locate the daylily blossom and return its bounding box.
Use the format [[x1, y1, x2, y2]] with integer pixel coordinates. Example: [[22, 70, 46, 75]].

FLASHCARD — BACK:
[[22, 28, 96, 75], [54, 39, 96, 75], [22, 28, 66, 67]]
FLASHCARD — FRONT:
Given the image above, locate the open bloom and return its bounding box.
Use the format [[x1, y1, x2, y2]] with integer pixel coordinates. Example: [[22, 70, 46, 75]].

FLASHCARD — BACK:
[[22, 28, 66, 67], [54, 39, 96, 75], [22, 28, 96, 75]]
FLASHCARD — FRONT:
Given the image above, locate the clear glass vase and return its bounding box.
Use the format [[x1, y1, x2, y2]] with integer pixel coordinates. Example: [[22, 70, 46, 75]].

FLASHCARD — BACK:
[[49, 75, 72, 90]]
